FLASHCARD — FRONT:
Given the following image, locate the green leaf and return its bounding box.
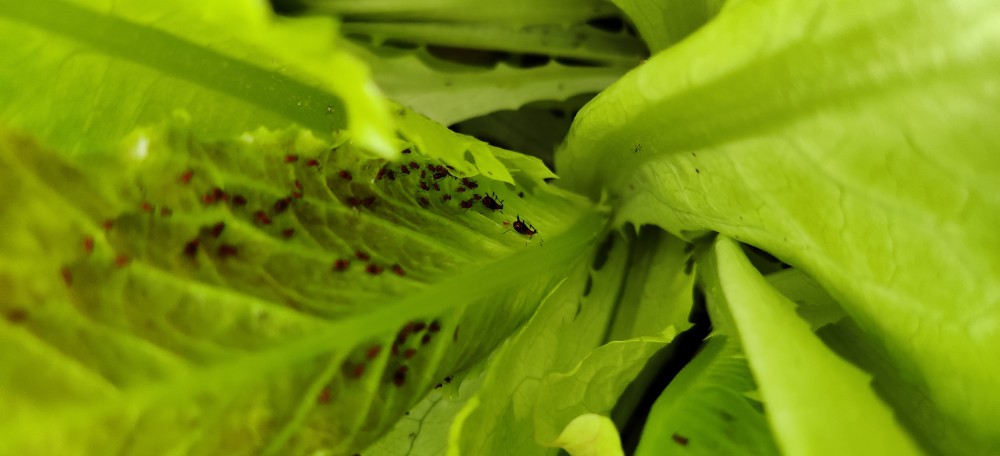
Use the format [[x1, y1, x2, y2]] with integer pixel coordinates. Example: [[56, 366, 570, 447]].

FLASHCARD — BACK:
[[634, 336, 780, 456], [0, 120, 602, 454], [284, 0, 619, 25], [0, 0, 395, 156], [610, 0, 725, 52], [345, 41, 629, 126], [558, 0, 1000, 444], [698, 236, 921, 455]]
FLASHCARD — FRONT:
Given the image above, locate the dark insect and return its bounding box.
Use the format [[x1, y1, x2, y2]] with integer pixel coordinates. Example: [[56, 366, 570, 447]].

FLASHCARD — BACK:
[[160, 207, 173, 217], [317, 387, 331, 404], [420, 170, 427, 179], [392, 264, 406, 276], [218, 244, 238, 258], [387, 170, 396, 181], [5, 309, 28, 324], [518, 192, 524, 198], [393, 366, 408, 386], [281, 228, 295, 238], [363, 196, 376, 207], [418, 182, 429, 191], [428, 320, 441, 333], [254, 210, 271, 225], [114, 254, 130, 267], [421, 334, 431, 345], [183, 239, 200, 257], [376, 167, 387, 180], [339, 170, 352, 181], [140, 201, 154, 213], [366, 345, 382, 360], [404, 349, 417, 359], [413, 321, 426, 332], [306, 159, 320, 167], [426, 164, 436, 171], [432, 183, 440, 191], [285, 154, 299, 163], [355, 251, 371, 261], [456, 187, 466, 193], [432, 171, 448, 180], [482, 192, 504, 211], [61, 267, 73, 286], [332, 259, 350, 271], [350, 363, 366, 378], [401, 148, 412, 154], [444, 375, 453, 384], [671, 433, 689, 446], [347, 196, 363, 207], [418, 197, 430, 208], [366, 263, 384, 275], [408, 162, 419, 170], [102, 220, 114, 232], [83, 237, 94, 255], [459, 199, 475, 209], [212, 187, 228, 202], [400, 165, 410, 175], [180, 169, 194, 184], [209, 222, 226, 238], [441, 194, 452, 202], [472, 194, 481, 200], [291, 191, 303, 199], [294, 180, 303, 190], [274, 197, 292, 213], [512, 216, 538, 238], [461, 178, 478, 189], [232, 195, 248, 206]]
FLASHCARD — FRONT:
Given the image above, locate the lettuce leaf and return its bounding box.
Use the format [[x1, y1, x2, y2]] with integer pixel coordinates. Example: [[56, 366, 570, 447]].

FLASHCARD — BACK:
[[558, 0, 1000, 444]]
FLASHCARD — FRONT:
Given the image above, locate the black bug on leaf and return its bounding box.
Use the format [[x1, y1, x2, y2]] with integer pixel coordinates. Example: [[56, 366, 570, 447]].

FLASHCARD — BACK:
[[481, 192, 503, 212]]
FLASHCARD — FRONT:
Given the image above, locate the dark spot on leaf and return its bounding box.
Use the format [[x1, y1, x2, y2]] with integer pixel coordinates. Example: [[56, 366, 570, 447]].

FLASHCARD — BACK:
[[61, 267, 73, 286], [274, 197, 292, 213], [392, 264, 406, 276], [421, 334, 431, 345], [180, 169, 194, 184], [355, 251, 370, 261], [83, 237, 94, 255], [114, 254, 130, 267], [232, 195, 248, 206], [284, 154, 299, 163], [183, 239, 200, 257], [218, 244, 238, 258], [418, 197, 430, 208], [429, 320, 441, 333], [281, 228, 295, 238], [255, 210, 271, 225], [366, 345, 381, 359], [333, 259, 350, 271], [140, 201, 153, 213], [339, 170, 352, 181], [518, 192, 524, 198], [366, 263, 384, 275], [6, 308, 28, 323], [404, 349, 417, 359], [306, 159, 320, 167], [210, 222, 226, 238], [672, 433, 689, 446], [393, 366, 408, 386], [317, 387, 331, 404]]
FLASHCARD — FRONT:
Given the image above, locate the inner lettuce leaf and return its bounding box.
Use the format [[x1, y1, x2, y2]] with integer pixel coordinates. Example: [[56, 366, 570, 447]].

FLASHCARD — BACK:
[[0, 120, 602, 455], [698, 237, 921, 455], [557, 0, 1000, 443], [0, 0, 395, 156], [279, 0, 618, 25], [610, 0, 725, 52]]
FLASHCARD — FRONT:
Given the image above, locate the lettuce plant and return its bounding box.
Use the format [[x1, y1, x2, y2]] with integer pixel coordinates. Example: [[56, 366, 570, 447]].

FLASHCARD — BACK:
[[1, 0, 998, 455]]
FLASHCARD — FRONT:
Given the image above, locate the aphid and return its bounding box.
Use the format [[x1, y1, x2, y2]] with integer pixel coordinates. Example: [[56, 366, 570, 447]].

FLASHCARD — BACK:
[[332, 259, 350, 271], [441, 194, 452, 202], [432, 183, 440, 191], [209, 222, 226, 238], [317, 387, 331, 404], [459, 199, 474, 209], [376, 167, 387, 180], [355, 251, 371, 261], [218, 244, 238, 258], [281, 228, 295, 238], [413, 321, 426, 332], [472, 194, 481, 200], [183, 239, 200, 257], [512, 216, 538, 238], [5, 309, 28, 324], [408, 162, 418, 170], [418, 182, 429, 191], [432, 171, 448, 180], [83, 237, 94, 255], [518, 192, 524, 198], [339, 170, 352, 181], [456, 187, 466, 193], [435, 383, 443, 389], [444, 375, 453, 384], [306, 159, 320, 168], [426, 164, 436, 171], [482, 192, 504, 211], [366, 263, 384, 275], [428, 320, 441, 333], [212, 187, 228, 202], [202, 193, 217, 205], [114, 254, 130, 267], [387, 170, 396, 181], [347, 197, 362, 207], [180, 169, 194, 184], [461, 178, 478, 189], [400, 165, 410, 175], [366, 345, 382, 360], [350, 363, 366, 379], [274, 197, 292, 213], [418, 197, 430, 208], [254, 210, 271, 225], [392, 264, 406, 276], [285, 154, 299, 163], [421, 334, 431, 345], [232, 195, 248, 206], [140, 201, 154, 213], [102, 220, 114, 231], [404, 349, 417, 359], [671, 434, 689, 446], [393, 366, 408, 386], [362, 196, 376, 207], [401, 148, 412, 154], [420, 170, 427, 179], [294, 180, 303, 190], [61, 267, 73, 286], [291, 191, 302, 199], [160, 207, 173, 217]]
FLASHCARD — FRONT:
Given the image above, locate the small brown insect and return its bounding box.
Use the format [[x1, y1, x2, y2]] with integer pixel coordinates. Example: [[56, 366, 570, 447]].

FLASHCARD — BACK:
[[339, 170, 352, 181], [441, 194, 452, 202], [102, 220, 114, 232], [400, 165, 410, 175], [403, 349, 417, 359], [183, 239, 200, 257], [366, 263, 384, 275], [421, 334, 432, 345], [408, 162, 419, 170], [281, 228, 295, 238], [274, 197, 292, 213], [284, 155, 298, 163], [376, 167, 387, 180], [232, 195, 248, 206], [418, 197, 430, 208], [332, 259, 350, 271], [393, 366, 408, 386], [218, 244, 238, 258], [254, 210, 271, 225], [392, 264, 406, 276], [671, 434, 689, 446], [459, 199, 474, 209], [294, 180, 303, 190], [401, 148, 412, 154], [140, 201, 154, 213], [306, 159, 320, 167], [60, 267, 73, 286], [366, 345, 382, 360], [160, 207, 173, 217], [512, 216, 537, 238], [180, 169, 194, 184], [355, 251, 371, 261], [83, 237, 94, 255], [418, 182, 429, 191], [317, 387, 331, 404], [429, 320, 441, 333], [114, 254, 130, 267], [482, 192, 503, 211], [209, 222, 226, 238]]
